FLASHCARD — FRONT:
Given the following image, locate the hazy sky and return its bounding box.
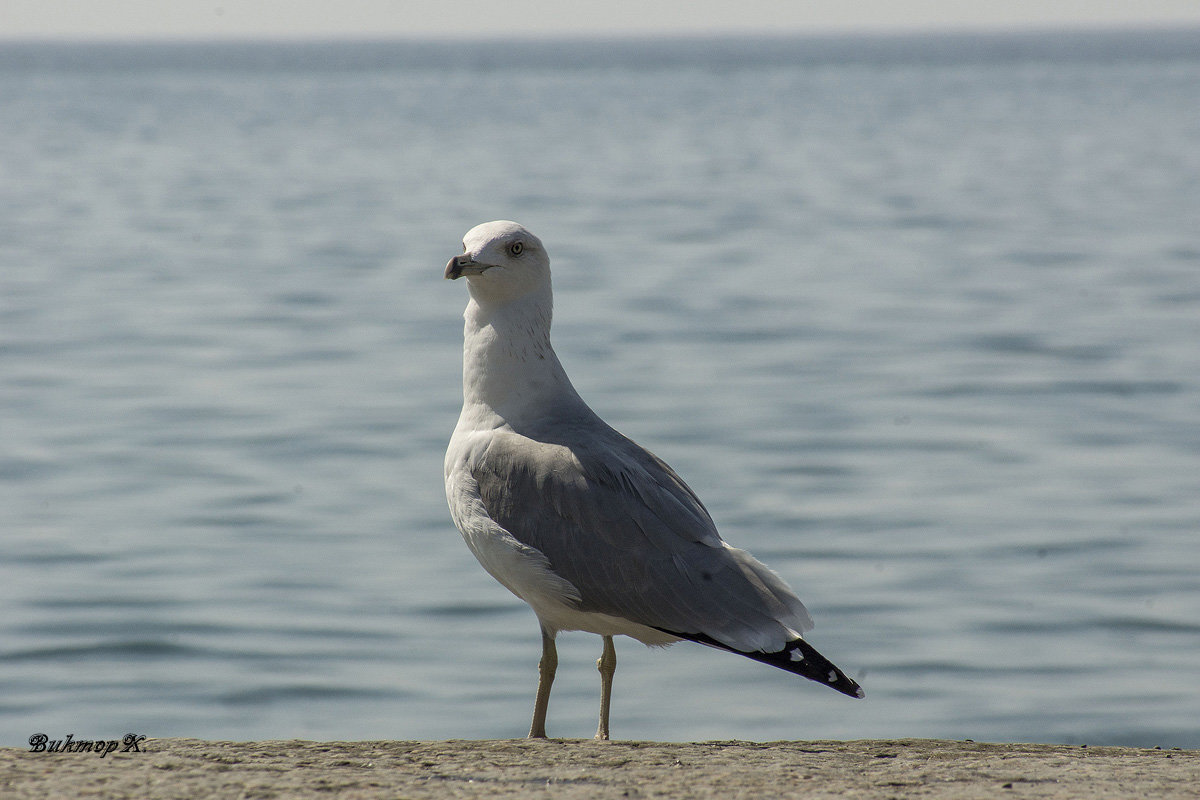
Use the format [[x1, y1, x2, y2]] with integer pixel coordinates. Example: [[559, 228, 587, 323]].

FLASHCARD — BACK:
[[4, 0, 1200, 39]]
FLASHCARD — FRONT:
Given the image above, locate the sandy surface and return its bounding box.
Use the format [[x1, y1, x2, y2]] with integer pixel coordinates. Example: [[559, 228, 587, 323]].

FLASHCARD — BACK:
[[2, 737, 1196, 799]]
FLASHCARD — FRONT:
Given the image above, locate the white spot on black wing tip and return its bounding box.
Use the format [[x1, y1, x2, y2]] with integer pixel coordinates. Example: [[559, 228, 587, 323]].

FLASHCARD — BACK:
[[789, 648, 804, 662], [855, 687, 866, 699], [827, 670, 838, 683]]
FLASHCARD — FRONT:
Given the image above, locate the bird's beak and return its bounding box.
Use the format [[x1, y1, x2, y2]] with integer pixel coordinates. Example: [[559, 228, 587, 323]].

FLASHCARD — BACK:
[[445, 254, 491, 280]]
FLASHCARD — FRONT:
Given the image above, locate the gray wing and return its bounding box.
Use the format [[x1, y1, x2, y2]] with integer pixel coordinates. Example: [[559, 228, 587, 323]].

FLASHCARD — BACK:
[[470, 424, 813, 652]]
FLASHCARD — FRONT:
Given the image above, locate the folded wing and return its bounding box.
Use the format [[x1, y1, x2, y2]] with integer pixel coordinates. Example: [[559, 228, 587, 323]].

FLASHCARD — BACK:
[[470, 424, 814, 654]]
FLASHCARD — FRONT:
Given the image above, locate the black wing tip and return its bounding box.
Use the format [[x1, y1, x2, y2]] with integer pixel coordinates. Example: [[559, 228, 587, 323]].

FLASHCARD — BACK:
[[774, 637, 866, 699], [659, 629, 865, 699]]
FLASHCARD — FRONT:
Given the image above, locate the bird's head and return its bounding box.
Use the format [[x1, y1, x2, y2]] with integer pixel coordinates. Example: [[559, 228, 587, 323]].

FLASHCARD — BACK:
[[445, 221, 550, 306]]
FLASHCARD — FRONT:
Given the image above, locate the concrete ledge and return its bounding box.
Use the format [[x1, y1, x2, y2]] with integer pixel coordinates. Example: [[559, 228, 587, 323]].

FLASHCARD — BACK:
[[3, 737, 1196, 798]]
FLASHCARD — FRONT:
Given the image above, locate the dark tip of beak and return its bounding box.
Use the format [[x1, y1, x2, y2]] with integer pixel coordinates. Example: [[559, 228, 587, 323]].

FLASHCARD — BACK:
[[445, 254, 474, 280]]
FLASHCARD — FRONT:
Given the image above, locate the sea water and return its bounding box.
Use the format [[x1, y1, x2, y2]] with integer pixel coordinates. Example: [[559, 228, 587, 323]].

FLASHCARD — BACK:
[[1, 30, 1198, 747]]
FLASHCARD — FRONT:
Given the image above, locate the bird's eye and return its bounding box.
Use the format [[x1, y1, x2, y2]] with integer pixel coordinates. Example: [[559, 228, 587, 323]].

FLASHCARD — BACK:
[[508, 241, 524, 256]]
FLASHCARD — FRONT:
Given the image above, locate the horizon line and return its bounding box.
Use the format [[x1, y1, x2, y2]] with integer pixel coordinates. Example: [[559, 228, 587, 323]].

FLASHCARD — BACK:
[[3, 21, 1199, 46]]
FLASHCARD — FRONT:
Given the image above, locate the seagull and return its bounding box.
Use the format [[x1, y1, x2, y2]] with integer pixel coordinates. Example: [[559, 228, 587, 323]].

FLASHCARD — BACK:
[[443, 220, 863, 740]]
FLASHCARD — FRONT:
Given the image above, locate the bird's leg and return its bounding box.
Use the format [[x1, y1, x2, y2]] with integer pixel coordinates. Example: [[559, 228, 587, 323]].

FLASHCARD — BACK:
[[594, 635, 616, 741], [528, 627, 557, 739]]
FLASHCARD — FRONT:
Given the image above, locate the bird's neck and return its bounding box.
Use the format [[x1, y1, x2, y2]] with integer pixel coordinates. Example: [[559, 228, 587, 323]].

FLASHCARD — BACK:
[[459, 286, 584, 425]]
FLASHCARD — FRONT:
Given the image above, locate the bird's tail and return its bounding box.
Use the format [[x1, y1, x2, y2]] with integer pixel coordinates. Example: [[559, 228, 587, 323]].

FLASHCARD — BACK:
[[659, 629, 865, 699]]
